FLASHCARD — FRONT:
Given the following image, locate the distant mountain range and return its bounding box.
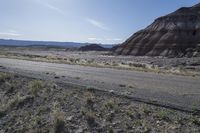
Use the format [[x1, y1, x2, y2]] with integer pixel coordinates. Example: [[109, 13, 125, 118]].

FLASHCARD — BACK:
[[0, 39, 113, 48]]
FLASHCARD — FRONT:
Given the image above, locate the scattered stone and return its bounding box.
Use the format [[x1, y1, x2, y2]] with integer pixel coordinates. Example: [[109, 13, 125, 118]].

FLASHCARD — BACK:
[[66, 116, 73, 121], [54, 76, 60, 79], [109, 90, 114, 93], [119, 84, 126, 87], [75, 128, 84, 133]]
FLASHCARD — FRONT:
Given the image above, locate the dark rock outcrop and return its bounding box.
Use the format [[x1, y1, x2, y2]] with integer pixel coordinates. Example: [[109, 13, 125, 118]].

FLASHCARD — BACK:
[[114, 3, 200, 57], [79, 44, 108, 51]]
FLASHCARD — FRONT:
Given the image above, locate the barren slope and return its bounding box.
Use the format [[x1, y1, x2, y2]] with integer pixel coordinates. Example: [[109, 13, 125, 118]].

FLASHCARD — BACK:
[[115, 3, 200, 57]]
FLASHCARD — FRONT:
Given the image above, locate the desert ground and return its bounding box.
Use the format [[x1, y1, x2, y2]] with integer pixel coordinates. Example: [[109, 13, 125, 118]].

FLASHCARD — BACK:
[[0, 72, 200, 133], [0, 46, 200, 132]]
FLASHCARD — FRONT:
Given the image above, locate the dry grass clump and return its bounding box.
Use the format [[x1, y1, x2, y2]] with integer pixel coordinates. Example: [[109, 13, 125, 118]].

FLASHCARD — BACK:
[[0, 109, 6, 118], [84, 91, 94, 107], [126, 109, 135, 119], [84, 111, 97, 127], [0, 72, 11, 82], [128, 62, 147, 68], [142, 106, 151, 115], [82, 91, 99, 127], [0, 93, 33, 117], [103, 100, 119, 122], [81, 108, 98, 127], [104, 100, 116, 110], [157, 110, 169, 120], [108, 126, 114, 133], [29, 80, 44, 96], [190, 116, 200, 126], [51, 102, 65, 133]]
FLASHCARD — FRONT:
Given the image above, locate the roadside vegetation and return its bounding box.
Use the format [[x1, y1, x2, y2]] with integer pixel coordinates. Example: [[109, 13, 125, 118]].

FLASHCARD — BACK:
[[0, 72, 200, 132], [0, 49, 199, 77]]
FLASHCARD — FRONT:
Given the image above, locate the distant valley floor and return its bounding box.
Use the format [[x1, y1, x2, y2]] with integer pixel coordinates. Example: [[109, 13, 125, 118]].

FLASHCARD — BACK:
[[0, 46, 200, 76]]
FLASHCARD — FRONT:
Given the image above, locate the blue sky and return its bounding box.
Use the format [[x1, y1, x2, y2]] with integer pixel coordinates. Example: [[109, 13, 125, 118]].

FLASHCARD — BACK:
[[0, 0, 199, 44]]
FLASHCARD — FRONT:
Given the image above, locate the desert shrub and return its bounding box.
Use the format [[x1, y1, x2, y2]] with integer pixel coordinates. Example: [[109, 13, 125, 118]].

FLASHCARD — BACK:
[[84, 92, 94, 107], [75, 58, 80, 63], [80, 107, 87, 116], [157, 110, 168, 120], [133, 120, 143, 126], [119, 84, 126, 87], [190, 116, 200, 126], [104, 100, 119, 112], [104, 100, 115, 110], [104, 62, 110, 65], [4, 81, 17, 94], [112, 61, 119, 66], [106, 111, 115, 122], [108, 126, 114, 133], [86, 97, 93, 107], [128, 62, 146, 68], [4, 94, 33, 111], [0, 109, 6, 118], [51, 102, 65, 133], [69, 58, 75, 63], [0, 73, 11, 82], [84, 112, 96, 127], [191, 103, 198, 114], [143, 106, 151, 115], [7, 94, 22, 109], [29, 80, 44, 96], [126, 109, 134, 119]]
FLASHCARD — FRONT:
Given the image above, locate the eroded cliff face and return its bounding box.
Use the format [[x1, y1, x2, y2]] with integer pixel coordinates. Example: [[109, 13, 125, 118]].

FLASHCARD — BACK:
[[115, 3, 200, 57]]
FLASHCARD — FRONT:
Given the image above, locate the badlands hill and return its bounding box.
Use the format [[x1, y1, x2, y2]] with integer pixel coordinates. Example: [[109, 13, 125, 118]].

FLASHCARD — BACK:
[[79, 44, 108, 51], [114, 3, 200, 57]]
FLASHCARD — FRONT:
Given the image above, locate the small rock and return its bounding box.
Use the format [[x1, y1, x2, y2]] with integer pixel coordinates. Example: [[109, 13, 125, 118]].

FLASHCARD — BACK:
[[156, 120, 161, 126], [123, 91, 131, 95], [115, 129, 124, 133], [53, 84, 57, 89], [75, 128, 84, 133], [54, 76, 60, 79], [66, 116, 73, 121], [168, 125, 179, 130], [109, 90, 114, 93]]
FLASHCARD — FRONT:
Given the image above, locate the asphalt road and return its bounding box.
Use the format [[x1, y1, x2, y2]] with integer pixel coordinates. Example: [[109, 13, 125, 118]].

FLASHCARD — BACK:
[[0, 58, 200, 112]]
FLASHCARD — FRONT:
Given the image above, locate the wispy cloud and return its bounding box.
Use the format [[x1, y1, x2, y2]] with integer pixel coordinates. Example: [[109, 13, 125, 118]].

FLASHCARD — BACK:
[[36, 0, 65, 15], [7, 30, 18, 33], [107, 38, 122, 41], [0, 30, 21, 36], [45, 3, 65, 15], [88, 38, 102, 41], [88, 37, 123, 43], [86, 18, 109, 31]]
